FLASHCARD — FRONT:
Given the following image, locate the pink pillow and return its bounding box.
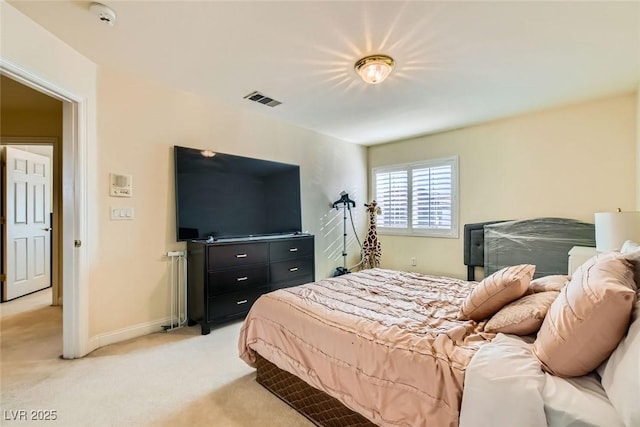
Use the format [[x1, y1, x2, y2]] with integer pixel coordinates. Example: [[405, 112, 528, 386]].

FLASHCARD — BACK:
[[484, 291, 559, 335], [460, 264, 535, 321], [529, 275, 570, 293], [532, 252, 636, 378]]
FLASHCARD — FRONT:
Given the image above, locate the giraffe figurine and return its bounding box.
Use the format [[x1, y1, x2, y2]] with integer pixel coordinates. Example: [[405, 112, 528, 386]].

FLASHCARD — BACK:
[[361, 200, 382, 270]]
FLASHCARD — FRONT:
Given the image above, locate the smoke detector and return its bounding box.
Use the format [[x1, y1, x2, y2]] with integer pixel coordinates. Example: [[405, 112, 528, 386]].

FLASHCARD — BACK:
[[89, 2, 116, 26]]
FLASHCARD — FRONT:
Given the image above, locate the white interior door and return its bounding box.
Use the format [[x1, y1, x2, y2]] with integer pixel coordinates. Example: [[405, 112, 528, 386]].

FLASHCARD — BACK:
[[3, 146, 51, 301]]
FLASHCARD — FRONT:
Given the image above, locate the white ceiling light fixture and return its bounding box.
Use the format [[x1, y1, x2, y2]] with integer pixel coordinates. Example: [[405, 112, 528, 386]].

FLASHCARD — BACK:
[[89, 2, 117, 26], [354, 54, 395, 85]]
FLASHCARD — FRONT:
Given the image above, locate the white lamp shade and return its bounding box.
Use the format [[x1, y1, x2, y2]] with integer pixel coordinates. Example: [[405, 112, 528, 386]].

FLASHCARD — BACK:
[[594, 211, 640, 252]]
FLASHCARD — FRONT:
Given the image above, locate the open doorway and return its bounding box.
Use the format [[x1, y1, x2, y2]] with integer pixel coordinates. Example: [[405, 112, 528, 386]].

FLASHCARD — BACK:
[[1, 75, 63, 355], [0, 60, 87, 359]]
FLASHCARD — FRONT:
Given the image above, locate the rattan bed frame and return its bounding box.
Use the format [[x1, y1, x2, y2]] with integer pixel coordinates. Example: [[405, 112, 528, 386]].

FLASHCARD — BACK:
[[253, 218, 596, 426]]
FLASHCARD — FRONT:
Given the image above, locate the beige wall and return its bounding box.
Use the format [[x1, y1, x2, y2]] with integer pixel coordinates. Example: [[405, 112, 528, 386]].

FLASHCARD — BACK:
[[369, 93, 638, 279], [91, 67, 367, 335], [637, 84, 640, 210], [1, 111, 62, 137]]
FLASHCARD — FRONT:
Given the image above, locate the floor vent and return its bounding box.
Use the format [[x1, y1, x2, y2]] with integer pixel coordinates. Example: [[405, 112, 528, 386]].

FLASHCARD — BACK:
[[243, 91, 282, 107]]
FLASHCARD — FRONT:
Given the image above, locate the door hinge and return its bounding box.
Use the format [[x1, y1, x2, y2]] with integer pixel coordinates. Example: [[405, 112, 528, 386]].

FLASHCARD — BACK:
[[74, 240, 82, 248], [0, 274, 6, 282]]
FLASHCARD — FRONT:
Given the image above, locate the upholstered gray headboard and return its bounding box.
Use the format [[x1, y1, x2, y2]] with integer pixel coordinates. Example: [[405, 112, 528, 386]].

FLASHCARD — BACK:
[[463, 221, 507, 280], [464, 218, 596, 281]]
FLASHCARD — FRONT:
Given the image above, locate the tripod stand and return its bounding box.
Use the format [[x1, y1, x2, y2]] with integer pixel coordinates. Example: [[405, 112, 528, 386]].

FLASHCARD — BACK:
[[332, 191, 356, 276]]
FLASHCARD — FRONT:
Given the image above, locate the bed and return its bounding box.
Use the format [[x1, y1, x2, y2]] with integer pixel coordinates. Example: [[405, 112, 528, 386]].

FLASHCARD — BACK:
[[238, 218, 639, 427]]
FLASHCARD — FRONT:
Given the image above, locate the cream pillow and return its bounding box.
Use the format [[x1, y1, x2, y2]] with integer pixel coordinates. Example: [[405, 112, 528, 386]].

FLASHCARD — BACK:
[[529, 275, 570, 293], [485, 291, 559, 335], [621, 240, 640, 253], [459, 264, 535, 321], [621, 240, 640, 290], [598, 298, 640, 427], [532, 252, 636, 378]]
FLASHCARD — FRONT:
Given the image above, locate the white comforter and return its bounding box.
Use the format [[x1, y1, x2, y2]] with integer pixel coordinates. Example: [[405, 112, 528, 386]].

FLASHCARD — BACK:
[[460, 333, 624, 427]]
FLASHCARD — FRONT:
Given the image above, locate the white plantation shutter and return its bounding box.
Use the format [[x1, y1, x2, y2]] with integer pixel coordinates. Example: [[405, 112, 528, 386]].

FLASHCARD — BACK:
[[376, 170, 408, 228], [412, 165, 452, 229], [373, 157, 458, 237]]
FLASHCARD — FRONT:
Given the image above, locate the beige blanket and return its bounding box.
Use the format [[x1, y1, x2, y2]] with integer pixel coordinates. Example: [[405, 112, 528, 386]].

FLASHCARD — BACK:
[[238, 268, 493, 427]]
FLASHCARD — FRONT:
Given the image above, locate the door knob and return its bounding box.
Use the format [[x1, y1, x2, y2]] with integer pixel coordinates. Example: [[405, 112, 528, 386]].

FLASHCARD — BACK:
[[43, 227, 52, 231]]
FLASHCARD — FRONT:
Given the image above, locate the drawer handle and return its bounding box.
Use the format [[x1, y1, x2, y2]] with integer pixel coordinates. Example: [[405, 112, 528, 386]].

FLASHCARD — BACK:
[[236, 299, 248, 305], [289, 248, 298, 252], [289, 267, 299, 272], [236, 254, 248, 258], [237, 276, 248, 282]]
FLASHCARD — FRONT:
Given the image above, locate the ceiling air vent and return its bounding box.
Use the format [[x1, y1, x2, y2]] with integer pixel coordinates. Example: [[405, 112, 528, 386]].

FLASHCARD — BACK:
[[243, 91, 282, 107]]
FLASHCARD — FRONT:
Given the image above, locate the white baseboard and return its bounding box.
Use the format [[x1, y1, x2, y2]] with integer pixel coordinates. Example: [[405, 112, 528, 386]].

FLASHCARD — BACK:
[[88, 317, 172, 351]]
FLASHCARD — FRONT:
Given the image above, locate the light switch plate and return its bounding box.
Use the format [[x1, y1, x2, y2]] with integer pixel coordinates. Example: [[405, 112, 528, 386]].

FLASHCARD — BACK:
[[111, 207, 134, 220]]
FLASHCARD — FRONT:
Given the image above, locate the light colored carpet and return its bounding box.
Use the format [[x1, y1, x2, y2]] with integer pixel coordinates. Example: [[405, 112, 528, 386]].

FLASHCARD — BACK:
[[1, 289, 312, 426]]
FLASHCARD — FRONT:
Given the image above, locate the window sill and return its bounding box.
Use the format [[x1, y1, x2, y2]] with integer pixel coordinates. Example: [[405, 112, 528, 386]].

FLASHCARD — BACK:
[[378, 229, 459, 239]]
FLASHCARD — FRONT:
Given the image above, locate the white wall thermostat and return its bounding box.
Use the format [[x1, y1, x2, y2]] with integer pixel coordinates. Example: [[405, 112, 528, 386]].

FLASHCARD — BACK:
[[110, 173, 133, 197]]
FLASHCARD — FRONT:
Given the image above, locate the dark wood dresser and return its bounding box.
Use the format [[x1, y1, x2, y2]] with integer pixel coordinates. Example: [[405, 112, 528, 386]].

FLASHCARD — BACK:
[[187, 235, 314, 334]]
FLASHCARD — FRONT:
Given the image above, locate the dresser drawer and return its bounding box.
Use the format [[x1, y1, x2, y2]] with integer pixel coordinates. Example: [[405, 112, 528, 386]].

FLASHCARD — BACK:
[[270, 237, 314, 262], [207, 265, 268, 296], [270, 258, 314, 283], [208, 243, 268, 270], [207, 286, 269, 322]]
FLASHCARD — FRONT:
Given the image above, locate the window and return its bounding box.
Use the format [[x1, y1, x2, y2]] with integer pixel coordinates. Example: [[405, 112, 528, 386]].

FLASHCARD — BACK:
[[373, 156, 458, 238]]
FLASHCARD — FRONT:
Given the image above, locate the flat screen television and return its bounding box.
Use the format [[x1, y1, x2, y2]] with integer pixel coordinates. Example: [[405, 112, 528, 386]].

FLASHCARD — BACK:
[[174, 146, 302, 241]]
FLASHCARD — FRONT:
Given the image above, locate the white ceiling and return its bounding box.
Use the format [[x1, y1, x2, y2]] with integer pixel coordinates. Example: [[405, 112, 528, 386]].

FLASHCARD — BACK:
[[8, 1, 640, 145]]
